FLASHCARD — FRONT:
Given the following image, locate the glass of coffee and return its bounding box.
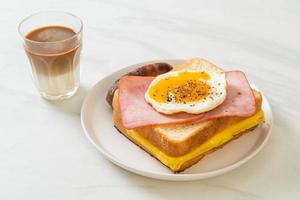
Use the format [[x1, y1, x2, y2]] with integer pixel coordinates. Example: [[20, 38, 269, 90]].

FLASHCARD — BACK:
[[18, 11, 83, 101]]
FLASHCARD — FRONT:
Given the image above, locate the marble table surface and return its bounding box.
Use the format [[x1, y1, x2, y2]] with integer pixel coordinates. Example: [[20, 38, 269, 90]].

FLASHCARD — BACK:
[[1, 0, 299, 199]]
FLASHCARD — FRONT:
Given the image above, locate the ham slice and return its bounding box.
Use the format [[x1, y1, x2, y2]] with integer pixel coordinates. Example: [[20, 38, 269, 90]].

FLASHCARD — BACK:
[[118, 71, 256, 129]]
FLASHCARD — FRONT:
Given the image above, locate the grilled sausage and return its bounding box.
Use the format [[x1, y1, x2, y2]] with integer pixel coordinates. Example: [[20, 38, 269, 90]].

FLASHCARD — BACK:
[[106, 62, 173, 107]]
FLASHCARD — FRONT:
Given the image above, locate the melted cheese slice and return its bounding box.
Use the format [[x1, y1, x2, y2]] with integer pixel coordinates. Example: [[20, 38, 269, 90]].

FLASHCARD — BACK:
[[126, 110, 264, 171]]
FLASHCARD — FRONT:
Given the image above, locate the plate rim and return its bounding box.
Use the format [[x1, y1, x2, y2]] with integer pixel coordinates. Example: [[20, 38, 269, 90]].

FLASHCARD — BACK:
[[81, 59, 273, 181]]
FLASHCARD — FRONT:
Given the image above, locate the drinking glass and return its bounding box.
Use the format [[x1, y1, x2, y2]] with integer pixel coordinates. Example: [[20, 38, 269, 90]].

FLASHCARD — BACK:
[[18, 11, 83, 101]]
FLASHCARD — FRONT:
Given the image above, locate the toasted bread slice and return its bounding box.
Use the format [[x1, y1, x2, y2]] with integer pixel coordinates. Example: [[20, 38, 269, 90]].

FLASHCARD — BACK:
[[113, 89, 264, 172], [113, 89, 262, 156]]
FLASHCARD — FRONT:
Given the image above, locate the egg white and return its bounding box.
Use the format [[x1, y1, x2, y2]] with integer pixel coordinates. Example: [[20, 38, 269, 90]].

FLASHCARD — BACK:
[[144, 65, 227, 114]]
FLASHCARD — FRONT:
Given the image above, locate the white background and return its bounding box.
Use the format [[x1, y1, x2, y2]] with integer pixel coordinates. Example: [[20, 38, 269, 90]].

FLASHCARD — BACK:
[[0, 0, 299, 199]]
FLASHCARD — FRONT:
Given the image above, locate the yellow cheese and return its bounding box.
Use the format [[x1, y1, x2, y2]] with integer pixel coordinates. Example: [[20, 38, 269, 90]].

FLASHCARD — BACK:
[[126, 110, 264, 171]]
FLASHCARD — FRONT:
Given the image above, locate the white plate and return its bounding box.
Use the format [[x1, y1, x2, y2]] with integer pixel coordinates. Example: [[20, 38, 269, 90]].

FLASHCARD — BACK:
[[81, 60, 273, 181]]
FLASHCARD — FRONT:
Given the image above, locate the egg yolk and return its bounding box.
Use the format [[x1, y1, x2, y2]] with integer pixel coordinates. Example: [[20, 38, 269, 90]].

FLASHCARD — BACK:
[[149, 72, 211, 103]]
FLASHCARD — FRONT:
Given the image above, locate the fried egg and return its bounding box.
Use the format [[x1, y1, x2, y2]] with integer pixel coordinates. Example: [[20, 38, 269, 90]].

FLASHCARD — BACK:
[[144, 64, 227, 114]]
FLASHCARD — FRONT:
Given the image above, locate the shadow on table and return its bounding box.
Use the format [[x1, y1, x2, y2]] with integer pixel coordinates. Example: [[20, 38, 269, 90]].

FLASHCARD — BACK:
[[45, 85, 89, 115]]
